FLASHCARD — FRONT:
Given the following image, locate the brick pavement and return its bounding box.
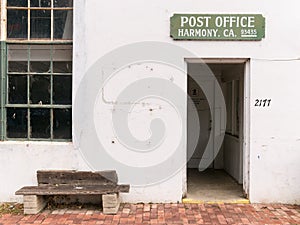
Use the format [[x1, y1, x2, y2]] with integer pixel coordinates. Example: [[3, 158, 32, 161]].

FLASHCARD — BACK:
[[0, 203, 299, 225]]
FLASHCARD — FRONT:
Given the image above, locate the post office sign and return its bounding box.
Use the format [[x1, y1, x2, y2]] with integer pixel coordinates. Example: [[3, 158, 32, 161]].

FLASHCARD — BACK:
[[170, 14, 265, 41]]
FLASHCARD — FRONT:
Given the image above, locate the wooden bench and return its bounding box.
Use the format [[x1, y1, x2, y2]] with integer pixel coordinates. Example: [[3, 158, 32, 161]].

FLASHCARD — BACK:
[[15, 170, 130, 215]]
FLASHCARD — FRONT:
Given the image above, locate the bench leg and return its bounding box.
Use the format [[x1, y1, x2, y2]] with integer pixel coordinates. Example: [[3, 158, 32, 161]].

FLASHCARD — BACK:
[[102, 193, 120, 214], [23, 195, 47, 214]]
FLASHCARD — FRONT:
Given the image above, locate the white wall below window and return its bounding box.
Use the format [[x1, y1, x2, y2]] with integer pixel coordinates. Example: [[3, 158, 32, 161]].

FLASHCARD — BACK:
[[0, 142, 88, 202]]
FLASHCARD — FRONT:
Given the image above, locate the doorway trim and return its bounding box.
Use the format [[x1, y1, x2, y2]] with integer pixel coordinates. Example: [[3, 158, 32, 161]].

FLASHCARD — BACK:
[[183, 57, 251, 200]]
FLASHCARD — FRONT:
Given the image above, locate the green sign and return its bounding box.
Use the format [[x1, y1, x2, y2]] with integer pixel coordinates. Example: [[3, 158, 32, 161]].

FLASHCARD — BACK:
[[170, 14, 265, 41]]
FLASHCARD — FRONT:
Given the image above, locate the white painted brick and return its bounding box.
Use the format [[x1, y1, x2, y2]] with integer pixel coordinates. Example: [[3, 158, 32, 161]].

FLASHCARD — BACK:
[[102, 193, 120, 208], [23, 195, 47, 214], [103, 202, 120, 214]]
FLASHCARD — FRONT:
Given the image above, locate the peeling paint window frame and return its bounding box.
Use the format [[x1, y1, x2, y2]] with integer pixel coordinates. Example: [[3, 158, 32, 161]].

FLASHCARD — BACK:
[[5, 43, 72, 141]]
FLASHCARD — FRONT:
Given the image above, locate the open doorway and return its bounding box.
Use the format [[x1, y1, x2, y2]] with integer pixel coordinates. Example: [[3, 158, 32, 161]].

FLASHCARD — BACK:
[[186, 60, 248, 202]]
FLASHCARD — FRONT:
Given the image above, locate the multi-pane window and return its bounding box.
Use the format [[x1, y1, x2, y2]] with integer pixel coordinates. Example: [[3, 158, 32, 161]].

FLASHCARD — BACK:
[[6, 44, 72, 140], [7, 0, 73, 40], [0, 1, 73, 141]]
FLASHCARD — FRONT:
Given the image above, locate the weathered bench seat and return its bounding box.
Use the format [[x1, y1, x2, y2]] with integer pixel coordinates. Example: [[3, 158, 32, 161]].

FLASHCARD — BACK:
[[15, 170, 130, 215], [16, 184, 130, 195]]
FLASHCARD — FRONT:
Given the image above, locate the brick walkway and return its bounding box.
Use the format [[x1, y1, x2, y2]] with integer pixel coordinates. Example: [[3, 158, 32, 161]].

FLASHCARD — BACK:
[[0, 203, 299, 225]]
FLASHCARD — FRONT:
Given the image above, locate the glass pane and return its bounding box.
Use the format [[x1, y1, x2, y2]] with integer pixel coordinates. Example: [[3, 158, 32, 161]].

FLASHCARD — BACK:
[[30, 10, 51, 39], [53, 61, 72, 73], [7, 108, 28, 138], [53, 76, 72, 104], [8, 61, 28, 72], [8, 45, 29, 72], [54, 10, 73, 39], [7, 0, 27, 7], [7, 10, 28, 39], [30, 109, 50, 138], [30, 45, 51, 72], [30, 0, 51, 7], [53, 109, 71, 139], [52, 45, 72, 61], [30, 61, 51, 72], [30, 75, 50, 104], [8, 75, 27, 104], [54, 0, 73, 7]]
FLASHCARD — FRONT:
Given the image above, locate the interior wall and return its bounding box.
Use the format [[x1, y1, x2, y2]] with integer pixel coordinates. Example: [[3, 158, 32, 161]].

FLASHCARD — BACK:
[[223, 135, 242, 183], [219, 64, 244, 184], [187, 74, 211, 168]]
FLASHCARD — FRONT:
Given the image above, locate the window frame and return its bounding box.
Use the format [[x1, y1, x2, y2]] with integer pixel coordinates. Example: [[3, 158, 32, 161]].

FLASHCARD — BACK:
[[6, 0, 73, 42], [0, 42, 6, 140], [4, 43, 72, 141], [1, 1, 73, 141]]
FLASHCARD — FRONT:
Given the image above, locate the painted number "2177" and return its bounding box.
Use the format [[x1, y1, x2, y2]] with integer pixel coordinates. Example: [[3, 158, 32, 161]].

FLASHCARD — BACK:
[[254, 99, 271, 107]]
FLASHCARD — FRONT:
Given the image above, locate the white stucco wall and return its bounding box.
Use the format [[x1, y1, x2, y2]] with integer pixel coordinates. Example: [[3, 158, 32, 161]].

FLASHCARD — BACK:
[[0, 142, 89, 202], [249, 60, 300, 204], [0, 0, 299, 204]]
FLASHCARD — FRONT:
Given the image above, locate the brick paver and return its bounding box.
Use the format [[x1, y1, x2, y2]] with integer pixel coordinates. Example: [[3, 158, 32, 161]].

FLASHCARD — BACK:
[[0, 203, 299, 224]]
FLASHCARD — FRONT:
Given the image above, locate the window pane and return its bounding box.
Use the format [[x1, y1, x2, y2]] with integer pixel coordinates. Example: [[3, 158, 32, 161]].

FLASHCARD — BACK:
[[30, 45, 51, 72], [7, 10, 28, 39], [30, 45, 51, 59], [8, 61, 28, 72], [53, 76, 72, 104], [7, 108, 28, 138], [53, 61, 72, 73], [30, 109, 50, 138], [52, 45, 72, 61], [30, 75, 50, 104], [30, 0, 51, 7], [52, 44, 72, 72], [54, 10, 73, 39], [54, 0, 73, 7], [53, 109, 71, 139], [8, 75, 28, 104], [7, 0, 27, 7], [30, 61, 51, 72], [30, 10, 51, 39], [8, 45, 29, 72]]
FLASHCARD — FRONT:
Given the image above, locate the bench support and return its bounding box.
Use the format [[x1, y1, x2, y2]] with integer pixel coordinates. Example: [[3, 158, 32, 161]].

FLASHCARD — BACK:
[[102, 193, 120, 214], [23, 195, 47, 214]]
